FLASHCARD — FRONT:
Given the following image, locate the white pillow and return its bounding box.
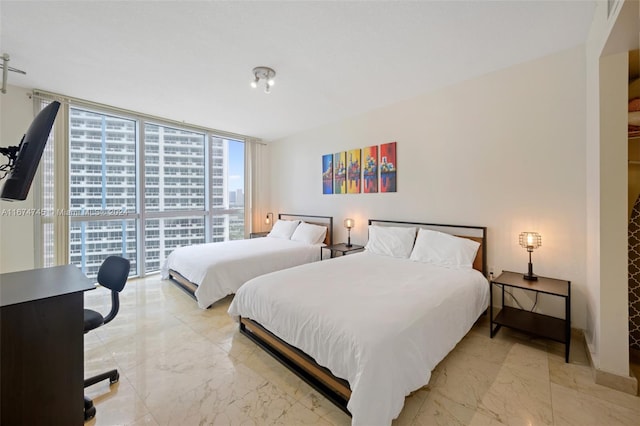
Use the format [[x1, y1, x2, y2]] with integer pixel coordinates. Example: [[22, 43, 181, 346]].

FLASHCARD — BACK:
[[291, 222, 327, 245], [365, 225, 416, 259], [267, 219, 300, 239], [410, 228, 480, 269]]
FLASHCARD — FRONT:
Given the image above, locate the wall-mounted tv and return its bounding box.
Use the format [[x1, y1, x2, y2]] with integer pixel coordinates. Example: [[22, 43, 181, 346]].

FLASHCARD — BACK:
[[0, 101, 60, 201]]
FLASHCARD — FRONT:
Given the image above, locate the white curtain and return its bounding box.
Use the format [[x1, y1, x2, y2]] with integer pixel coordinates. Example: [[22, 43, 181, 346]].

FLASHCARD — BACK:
[[33, 92, 70, 267], [244, 139, 269, 235]]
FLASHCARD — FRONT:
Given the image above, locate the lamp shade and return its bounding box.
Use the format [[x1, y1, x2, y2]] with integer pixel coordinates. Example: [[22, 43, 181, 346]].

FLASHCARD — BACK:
[[519, 232, 541, 250], [344, 218, 354, 229]]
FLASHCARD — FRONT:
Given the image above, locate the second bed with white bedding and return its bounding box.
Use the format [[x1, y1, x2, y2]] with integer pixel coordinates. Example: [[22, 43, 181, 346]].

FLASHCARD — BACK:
[[228, 251, 490, 425], [161, 237, 322, 308]]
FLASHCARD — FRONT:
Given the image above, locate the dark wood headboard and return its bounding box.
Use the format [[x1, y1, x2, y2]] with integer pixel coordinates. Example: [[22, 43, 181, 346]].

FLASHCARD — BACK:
[[368, 219, 487, 275], [279, 213, 334, 246]]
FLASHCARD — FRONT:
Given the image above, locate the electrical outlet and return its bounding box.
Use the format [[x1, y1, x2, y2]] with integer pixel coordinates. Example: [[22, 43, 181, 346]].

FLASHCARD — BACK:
[[488, 266, 502, 281]]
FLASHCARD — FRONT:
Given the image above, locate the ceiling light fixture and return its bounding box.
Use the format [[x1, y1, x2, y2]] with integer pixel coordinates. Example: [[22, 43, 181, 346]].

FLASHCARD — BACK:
[[250, 66, 276, 94]]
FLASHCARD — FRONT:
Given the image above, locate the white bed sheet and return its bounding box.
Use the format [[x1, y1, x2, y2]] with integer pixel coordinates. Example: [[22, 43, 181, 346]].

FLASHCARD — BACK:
[[160, 237, 322, 308], [228, 252, 489, 426]]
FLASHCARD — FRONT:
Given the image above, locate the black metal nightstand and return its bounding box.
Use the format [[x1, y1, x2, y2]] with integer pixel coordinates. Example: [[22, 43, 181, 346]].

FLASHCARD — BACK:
[[321, 243, 365, 260], [490, 271, 571, 362], [249, 232, 269, 238]]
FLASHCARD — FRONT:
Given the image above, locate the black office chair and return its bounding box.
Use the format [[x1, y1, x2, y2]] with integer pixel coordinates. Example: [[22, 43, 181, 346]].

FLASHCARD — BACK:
[[83, 255, 130, 421]]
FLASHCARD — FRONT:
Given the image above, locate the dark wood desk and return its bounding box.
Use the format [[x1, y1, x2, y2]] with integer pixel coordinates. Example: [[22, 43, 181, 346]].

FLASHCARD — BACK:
[[0, 265, 94, 425]]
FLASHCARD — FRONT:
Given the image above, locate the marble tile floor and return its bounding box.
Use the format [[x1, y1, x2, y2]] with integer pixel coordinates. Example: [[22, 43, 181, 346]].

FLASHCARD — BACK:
[[84, 275, 640, 426]]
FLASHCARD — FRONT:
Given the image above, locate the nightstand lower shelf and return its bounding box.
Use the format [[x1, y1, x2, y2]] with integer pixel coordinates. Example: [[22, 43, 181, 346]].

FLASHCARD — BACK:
[[492, 306, 567, 343]]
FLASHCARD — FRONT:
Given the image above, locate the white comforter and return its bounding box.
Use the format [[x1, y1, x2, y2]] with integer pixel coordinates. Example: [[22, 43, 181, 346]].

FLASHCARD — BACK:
[[160, 237, 322, 308], [228, 252, 489, 425]]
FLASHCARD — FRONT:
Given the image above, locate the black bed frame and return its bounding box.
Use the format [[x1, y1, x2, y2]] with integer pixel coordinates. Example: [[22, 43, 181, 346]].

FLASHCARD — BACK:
[[240, 318, 351, 414]]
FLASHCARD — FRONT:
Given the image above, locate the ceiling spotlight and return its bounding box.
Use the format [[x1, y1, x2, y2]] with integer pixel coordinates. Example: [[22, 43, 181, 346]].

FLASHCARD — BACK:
[[251, 66, 276, 94]]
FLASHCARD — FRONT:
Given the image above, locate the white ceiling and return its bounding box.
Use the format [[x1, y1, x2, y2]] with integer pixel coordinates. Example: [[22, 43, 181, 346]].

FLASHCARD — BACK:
[[2, 1, 595, 141]]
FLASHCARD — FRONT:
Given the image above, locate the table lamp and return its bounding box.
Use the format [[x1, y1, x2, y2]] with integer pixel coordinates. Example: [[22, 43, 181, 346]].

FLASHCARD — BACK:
[[519, 231, 541, 281], [344, 218, 354, 247]]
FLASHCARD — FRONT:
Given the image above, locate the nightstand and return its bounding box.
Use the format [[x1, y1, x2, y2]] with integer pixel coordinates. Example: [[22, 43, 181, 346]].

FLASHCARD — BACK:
[[490, 271, 571, 362], [249, 232, 269, 238], [321, 243, 365, 260]]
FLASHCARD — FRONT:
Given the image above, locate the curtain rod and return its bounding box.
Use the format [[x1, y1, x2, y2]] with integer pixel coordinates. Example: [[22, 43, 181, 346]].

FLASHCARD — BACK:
[[30, 90, 266, 145]]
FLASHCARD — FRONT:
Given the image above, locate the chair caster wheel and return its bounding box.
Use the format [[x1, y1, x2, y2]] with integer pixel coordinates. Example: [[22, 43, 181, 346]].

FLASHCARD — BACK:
[[109, 371, 119, 384], [84, 405, 96, 421]]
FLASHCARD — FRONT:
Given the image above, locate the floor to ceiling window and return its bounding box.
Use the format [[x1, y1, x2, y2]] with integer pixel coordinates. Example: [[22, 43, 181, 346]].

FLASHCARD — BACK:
[[41, 100, 246, 279]]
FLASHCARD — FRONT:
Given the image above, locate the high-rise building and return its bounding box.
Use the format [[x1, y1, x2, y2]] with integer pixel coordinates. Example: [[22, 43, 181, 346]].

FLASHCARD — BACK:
[[142, 124, 208, 273], [68, 108, 139, 277], [235, 188, 244, 206], [211, 137, 231, 243]]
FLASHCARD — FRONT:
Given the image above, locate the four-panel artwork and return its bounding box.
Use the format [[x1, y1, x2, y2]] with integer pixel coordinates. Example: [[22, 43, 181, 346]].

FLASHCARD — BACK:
[[322, 142, 396, 194]]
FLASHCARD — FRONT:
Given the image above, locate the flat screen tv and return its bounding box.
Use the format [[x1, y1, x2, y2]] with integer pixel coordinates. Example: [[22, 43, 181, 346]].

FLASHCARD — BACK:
[[0, 101, 60, 201]]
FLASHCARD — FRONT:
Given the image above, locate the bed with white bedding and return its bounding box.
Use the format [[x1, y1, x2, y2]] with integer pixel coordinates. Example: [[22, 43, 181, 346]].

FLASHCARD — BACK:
[[160, 214, 332, 308], [228, 220, 488, 425]]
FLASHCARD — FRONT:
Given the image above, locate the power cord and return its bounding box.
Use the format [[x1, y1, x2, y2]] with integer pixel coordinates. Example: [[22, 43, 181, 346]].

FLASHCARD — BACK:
[[0, 145, 19, 180], [504, 288, 526, 310], [491, 272, 539, 312]]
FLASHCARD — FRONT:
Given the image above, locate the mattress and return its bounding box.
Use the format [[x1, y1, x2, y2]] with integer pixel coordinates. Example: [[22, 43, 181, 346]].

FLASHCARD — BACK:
[[228, 251, 489, 425], [160, 237, 322, 308]]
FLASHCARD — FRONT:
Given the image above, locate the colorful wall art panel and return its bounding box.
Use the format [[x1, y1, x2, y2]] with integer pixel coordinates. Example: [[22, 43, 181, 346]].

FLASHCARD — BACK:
[[333, 151, 346, 194], [323, 143, 397, 194], [362, 145, 378, 193], [322, 154, 333, 194], [347, 149, 361, 194], [380, 142, 397, 193]]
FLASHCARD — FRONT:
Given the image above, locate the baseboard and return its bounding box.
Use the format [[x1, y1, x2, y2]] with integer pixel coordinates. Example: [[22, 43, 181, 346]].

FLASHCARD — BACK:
[[582, 336, 638, 395], [593, 368, 638, 395]]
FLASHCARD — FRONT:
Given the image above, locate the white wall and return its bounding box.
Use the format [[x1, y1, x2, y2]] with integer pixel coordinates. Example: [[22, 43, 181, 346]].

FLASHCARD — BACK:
[[270, 46, 588, 329], [585, 0, 638, 378], [0, 85, 37, 273], [598, 52, 631, 377]]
